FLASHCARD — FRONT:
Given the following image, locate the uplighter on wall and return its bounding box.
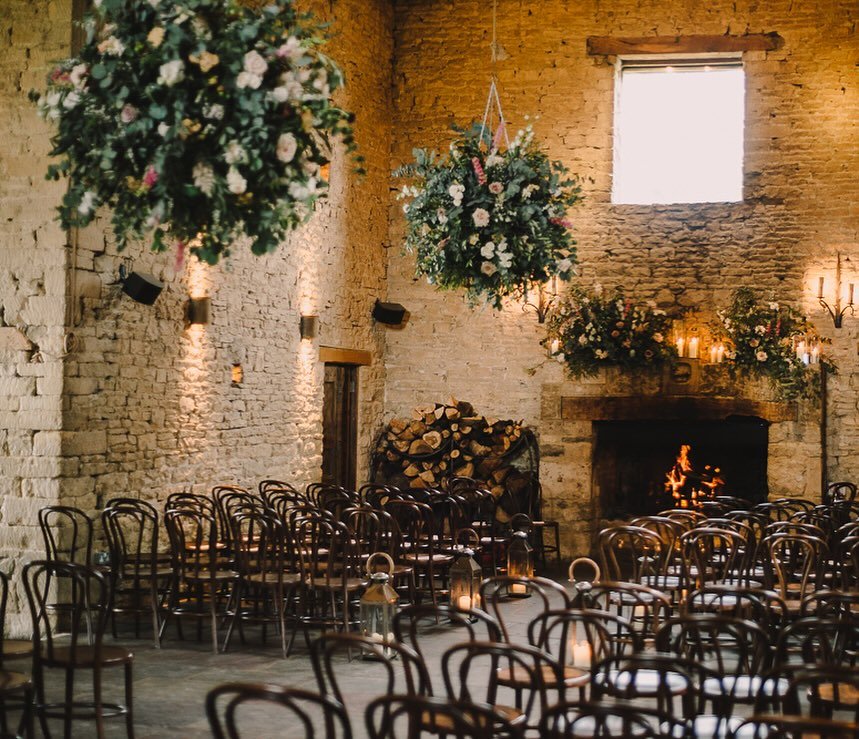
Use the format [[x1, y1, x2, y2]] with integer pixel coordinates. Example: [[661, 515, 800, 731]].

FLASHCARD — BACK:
[[185, 296, 211, 326], [299, 314, 318, 340]]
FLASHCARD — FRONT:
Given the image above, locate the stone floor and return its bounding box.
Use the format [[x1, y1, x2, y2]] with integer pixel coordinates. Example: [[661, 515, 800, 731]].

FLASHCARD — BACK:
[[17, 584, 562, 738]]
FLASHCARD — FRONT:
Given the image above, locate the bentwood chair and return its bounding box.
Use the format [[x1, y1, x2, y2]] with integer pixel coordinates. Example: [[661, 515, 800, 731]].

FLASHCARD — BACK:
[[365, 694, 525, 739], [23, 561, 134, 739], [163, 507, 239, 653], [0, 571, 33, 739], [101, 498, 171, 646], [207, 683, 352, 739], [441, 640, 563, 731], [731, 715, 859, 738]]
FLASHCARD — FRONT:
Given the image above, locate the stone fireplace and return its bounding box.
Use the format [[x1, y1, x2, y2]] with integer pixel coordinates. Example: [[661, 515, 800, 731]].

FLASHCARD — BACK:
[[538, 362, 824, 558]]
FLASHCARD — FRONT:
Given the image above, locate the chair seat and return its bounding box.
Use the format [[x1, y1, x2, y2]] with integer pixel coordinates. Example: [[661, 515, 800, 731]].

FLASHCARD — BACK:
[[2, 639, 33, 659], [703, 675, 789, 700], [182, 569, 238, 583], [597, 668, 688, 695], [0, 669, 31, 694], [497, 663, 587, 688], [664, 714, 744, 738], [46, 644, 133, 669], [818, 681, 859, 706], [307, 576, 365, 591], [403, 553, 454, 565], [247, 571, 302, 586], [422, 703, 524, 732]]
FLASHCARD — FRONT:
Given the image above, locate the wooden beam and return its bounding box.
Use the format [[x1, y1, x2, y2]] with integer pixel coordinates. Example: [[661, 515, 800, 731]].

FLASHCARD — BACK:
[[587, 33, 784, 56], [560, 396, 798, 424], [318, 346, 372, 366]]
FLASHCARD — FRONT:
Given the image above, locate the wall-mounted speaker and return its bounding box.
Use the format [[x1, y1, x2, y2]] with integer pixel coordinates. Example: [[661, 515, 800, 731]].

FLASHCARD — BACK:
[[119, 266, 164, 305], [372, 299, 407, 326]]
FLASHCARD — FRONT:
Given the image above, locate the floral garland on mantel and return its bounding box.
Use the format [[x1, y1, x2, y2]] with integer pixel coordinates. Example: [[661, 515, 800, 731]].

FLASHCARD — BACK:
[[543, 286, 677, 377], [32, 0, 358, 264], [394, 122, 581, 309], [713, 287, 834, 399]]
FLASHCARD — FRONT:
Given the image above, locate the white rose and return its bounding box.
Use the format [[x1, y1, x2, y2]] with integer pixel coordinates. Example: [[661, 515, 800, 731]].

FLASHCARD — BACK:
[[480, 242, 495, 258], [236, 72, 262, 89], [472, 208, 490, 228], [277, 36, 303, 61], [98, 36, 124, 56], [203, 103, 224, 120], [276, 133, 298, 163], [271, 86, 289, 103], [157, 122, 169, 137], [480, 261, 497, 276], [120, 104, 138, 123], [157, 59, 185, 87], [498, 252, 513, 269], [756, 351, 768, 362], [226, 167, 246, 195], [243, 50, 268, 77], [754, 325, 766, 335]]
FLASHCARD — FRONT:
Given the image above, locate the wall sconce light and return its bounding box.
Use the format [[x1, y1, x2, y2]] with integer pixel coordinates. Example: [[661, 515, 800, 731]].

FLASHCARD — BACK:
[[185, 296, 211, 326], [231, 363, 244, 386], [118, 264, 164, 305], [299, 314, 318, 340], [521, 277, 559, 324], [817, 253, 854, 328], [372, 299, 408, 327]]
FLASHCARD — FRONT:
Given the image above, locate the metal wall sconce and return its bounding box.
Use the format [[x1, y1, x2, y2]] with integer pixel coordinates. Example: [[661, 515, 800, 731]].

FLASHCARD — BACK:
[[185, 296, 211, 326], [521, 278, 559, 324], [299, 314, 318, 340], [119, 264, 164, 305], [817, 253, 854, 328]]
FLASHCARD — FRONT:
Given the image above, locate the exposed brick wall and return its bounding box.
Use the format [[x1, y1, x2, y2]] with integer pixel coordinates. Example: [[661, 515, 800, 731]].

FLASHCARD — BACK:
[[386, 0, 859, 556]]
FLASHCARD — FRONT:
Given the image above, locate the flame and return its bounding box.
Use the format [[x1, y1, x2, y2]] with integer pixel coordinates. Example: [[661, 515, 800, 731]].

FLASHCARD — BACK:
[[665, 444, 725, 508]]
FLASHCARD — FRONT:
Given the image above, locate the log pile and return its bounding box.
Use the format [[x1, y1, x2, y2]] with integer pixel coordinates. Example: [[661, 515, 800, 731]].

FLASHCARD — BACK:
[[372, 398, 534, 502]]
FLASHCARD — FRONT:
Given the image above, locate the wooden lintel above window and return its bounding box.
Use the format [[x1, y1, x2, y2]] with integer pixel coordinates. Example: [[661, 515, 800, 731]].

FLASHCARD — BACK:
[[319, 346, 372, 366], [587, 33, 783, 57]]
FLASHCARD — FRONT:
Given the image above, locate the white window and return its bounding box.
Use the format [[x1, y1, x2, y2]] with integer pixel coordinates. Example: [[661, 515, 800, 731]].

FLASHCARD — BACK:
[[612, 58, 745, 205]]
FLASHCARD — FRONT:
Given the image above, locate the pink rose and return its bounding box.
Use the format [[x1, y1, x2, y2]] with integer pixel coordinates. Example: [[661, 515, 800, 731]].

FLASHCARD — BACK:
[[488, 182, 503, 195]]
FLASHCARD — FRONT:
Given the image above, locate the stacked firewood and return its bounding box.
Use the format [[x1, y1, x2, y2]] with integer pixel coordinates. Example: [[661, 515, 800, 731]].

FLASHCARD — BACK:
[[372, 398, 531, 500]]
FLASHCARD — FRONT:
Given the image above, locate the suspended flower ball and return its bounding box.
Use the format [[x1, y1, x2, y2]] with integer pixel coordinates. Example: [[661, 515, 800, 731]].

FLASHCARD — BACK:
[[394, 123, 581, 309], [31, 0, 359, 264]]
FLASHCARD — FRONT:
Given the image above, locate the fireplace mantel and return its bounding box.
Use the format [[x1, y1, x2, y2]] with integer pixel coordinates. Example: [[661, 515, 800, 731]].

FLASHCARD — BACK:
[[560, 395, 798, 423]]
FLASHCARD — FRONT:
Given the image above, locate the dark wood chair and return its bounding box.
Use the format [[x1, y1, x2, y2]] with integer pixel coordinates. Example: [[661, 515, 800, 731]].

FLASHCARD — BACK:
[[538, 700, 684, 738], [163, 507, 239, 653], [731, 714, 859, 738], [23, 560, 133, 739], [0, 571, 33, 739], [206, 683, 352, 739], [101, 498, 172, 647]]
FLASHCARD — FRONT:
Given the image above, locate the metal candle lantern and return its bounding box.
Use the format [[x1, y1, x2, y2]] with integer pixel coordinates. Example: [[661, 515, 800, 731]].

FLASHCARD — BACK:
[[507, 530, 534, 597], [360, 552, 398, 658], [449, 545, 482, 615]]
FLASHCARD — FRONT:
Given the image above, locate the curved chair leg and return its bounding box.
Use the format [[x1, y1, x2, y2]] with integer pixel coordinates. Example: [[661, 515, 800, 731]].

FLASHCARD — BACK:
[[124, 662, 134, 739]]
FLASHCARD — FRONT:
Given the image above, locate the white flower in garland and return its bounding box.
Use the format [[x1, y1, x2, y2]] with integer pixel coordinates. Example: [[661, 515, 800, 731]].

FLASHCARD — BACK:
[[449, 183, 464, 206], [236, 71, 262, 89], [472, 208, 490, 228], [224, 141, 246, 165], [481, 261, 497, 276], [480, 242, 495, 259], [276, 133, 298, 163], [226, 167, 247, 195], [192, 162, 216, 195], [157, 59, 184, 86]]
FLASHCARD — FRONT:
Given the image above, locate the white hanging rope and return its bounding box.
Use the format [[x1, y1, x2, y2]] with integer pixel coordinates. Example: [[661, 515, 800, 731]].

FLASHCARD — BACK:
[[478, 0, 511, 150]]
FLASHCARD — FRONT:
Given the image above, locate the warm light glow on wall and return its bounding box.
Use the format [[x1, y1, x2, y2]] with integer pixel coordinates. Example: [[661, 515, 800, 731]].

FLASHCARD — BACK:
[[187, 253, 211, 300]]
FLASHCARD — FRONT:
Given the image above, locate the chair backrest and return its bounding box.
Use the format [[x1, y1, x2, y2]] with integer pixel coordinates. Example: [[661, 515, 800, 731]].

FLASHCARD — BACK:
[[102, 498, 160, 581], [38, 505, 94, 567], [23, 560, 110, 662], [679, 527, 747, 589], [527, 608, 643, 672], [292, 514, 361, 582], [441, 640, 563, 728], [683, 584, 788, 638], [164, 507, 220, 577], [311, 633, 430, 710], [775, 615, 859, 669], [392, 603, 502, 693], [230, 508, 294, 578], [539, 701, 682, 738], [478, 575, 570, 642], [824, 481, 858, 506], [765, 532, 828, 601], [365, 694, 524, 739], [165, 492, 215, 516], [206, 682, 352, 739], [258, 479, 301, 500], [597, 525, 668, 583], [733, 715, 859, 739], [757, 664, 859, 722], [581, 581, 672, 645]]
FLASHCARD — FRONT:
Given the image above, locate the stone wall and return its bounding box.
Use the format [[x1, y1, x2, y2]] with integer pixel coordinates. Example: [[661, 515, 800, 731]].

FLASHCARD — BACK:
[[62, 0, 395, 516], [386, 0, 859, 557], [0, 0, 73, 630]]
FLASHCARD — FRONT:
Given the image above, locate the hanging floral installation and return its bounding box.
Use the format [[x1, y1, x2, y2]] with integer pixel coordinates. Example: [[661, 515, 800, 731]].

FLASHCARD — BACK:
[[543, 286, 677, 377], [393, 1, 581, 309], [713, 287, 834, 398], [31, 0, 358, 264]]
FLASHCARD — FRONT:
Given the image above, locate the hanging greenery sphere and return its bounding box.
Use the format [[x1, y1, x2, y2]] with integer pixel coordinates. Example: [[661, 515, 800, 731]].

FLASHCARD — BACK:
[[31, 0, 358, 264], [395, 123, 581, 309]]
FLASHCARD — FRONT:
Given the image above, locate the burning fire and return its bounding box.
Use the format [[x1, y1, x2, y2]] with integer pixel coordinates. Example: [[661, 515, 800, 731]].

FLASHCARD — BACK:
[[665, 444, 725, 508]]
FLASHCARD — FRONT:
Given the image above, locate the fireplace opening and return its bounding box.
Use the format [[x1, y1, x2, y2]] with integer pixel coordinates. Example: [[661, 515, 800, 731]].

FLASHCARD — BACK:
[[593, 416, 769, 518]]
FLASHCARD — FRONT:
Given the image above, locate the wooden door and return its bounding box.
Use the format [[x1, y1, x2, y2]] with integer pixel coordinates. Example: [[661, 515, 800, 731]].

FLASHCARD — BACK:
[[322, 364, 358, 489]]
